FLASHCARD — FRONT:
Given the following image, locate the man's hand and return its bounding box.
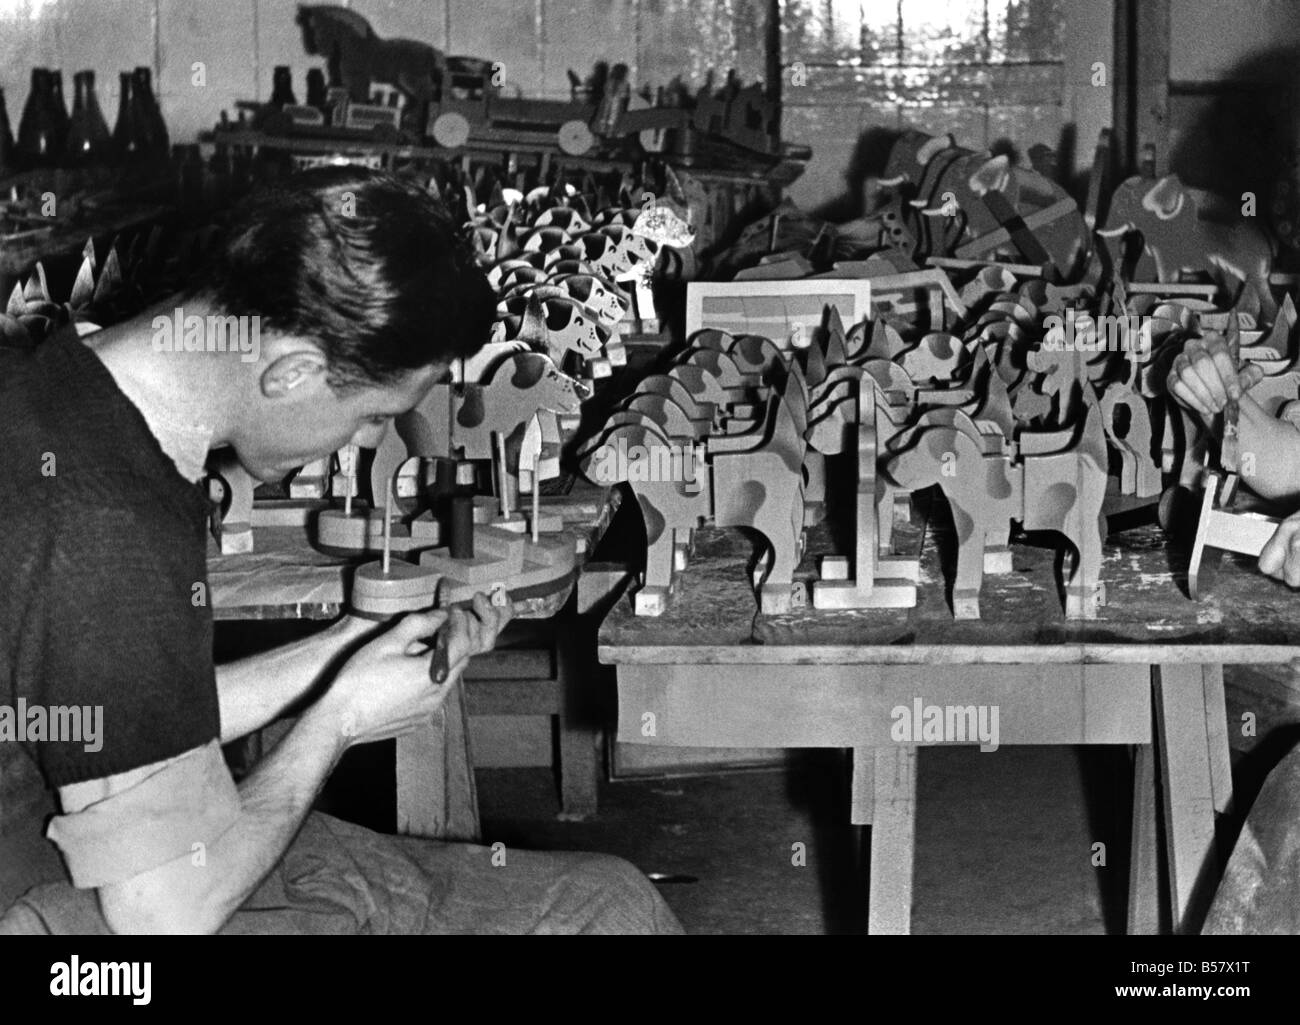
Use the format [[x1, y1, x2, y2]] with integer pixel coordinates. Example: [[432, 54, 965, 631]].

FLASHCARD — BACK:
[[322, 593, 513, 746], [1166, 334, 1263, 423], [1258, 511, 1300, 586], [440, 592, 514, 677]]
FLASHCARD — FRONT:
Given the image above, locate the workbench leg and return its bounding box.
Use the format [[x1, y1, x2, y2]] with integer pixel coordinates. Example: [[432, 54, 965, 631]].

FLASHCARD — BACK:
[[1201, 665, 1235, 817], [558, 598, 600, 819], [868, 745, 917, 935], [1153, 663, 1226, 934], [1126, 744, 1162, 934], [396, 678, 482, 842], [850, 747, 874, 825], [556, 629, 600, 822]]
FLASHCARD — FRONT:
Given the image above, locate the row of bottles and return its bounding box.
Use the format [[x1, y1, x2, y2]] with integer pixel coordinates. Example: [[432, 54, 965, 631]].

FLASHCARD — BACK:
[[270, 66, 329, 111], [0, 66, 170, 175]]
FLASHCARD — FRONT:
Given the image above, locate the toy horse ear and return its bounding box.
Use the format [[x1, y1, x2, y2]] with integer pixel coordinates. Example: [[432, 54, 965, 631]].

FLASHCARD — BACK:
[[1142, 176, 1185, 221]]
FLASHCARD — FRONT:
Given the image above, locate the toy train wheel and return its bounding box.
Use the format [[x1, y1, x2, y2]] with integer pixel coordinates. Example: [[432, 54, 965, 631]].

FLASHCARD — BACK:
[[432, 111, 471, 149], [557, 120, 594, 156]]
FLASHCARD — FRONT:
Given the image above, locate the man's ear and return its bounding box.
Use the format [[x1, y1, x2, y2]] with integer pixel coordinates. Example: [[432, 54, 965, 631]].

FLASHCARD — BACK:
[[260, 349, 329, 399]]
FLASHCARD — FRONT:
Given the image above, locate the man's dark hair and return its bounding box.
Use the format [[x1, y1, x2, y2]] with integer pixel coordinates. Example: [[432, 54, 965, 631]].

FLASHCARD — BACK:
[[196, 166, 495, 388]]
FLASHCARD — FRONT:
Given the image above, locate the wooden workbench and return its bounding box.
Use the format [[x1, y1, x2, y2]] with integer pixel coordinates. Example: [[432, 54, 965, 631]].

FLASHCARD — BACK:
[[598, 494, 1296, 934], [208, 482, 620, 833]]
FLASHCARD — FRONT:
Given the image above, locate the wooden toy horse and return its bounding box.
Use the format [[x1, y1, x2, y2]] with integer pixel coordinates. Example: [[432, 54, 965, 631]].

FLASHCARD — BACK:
[[578, 418, 711, 614], [886, 395, 1108, 619], [297, 5, 442, 123], [706, 383, 809, 614], [369, 352, 588, 513]]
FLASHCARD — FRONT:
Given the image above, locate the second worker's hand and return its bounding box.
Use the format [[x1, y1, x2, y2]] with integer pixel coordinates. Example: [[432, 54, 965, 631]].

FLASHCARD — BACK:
[[1167, 334, 1264, 425], [1258, 511, 1300, 587]]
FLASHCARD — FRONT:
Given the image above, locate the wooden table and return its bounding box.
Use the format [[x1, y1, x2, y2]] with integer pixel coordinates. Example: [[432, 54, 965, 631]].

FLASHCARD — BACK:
[[209, 483, 620, 836], [598, 500, 1299, 934]]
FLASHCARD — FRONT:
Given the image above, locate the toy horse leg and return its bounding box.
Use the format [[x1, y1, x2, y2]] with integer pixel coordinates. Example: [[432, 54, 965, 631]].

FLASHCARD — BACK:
[[757, 529, 802, 615], [1064, 512, 1107, 620], [672, 527, 692, 571], [803, 452, 827, 526], [951, 520, 988, 620], [634, 532, 677, 616]]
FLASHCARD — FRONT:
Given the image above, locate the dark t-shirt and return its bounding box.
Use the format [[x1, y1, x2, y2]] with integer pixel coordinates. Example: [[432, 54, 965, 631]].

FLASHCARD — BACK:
[[0, 328, 220, 789]]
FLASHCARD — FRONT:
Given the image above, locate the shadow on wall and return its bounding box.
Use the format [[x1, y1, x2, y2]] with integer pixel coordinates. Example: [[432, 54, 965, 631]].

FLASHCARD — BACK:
[[1166, 45, 1300, 249], [1167, 45, 1300, 195], [810, 122, 1086, 226]]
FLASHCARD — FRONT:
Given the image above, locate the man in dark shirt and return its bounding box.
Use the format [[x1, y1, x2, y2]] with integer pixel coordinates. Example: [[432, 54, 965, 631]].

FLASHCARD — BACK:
[[0, 168, 680, 935]]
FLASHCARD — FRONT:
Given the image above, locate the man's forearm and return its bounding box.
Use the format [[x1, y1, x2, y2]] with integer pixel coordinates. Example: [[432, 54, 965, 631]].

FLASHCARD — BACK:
[[216, 616, 374, 742], [100, 696, 350, 933]]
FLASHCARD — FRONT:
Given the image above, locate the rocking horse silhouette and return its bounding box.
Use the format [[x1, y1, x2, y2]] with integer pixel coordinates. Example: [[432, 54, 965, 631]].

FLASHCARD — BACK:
[[297, 5, 445, 127]]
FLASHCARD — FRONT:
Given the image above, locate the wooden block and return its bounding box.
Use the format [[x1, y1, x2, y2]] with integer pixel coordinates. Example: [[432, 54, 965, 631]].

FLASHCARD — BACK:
[[819, 555, 851, 581], [811, 579, 917, 609], [471, 525, 528, 568], [877, 554, 921, 584], [1188, 472, 1280, 598], [250, 500, 321, 528], [472, 495, 497, 525], [492, 514, 529, 534], [317, 509, 377, 552], [541, 497, 601, 520], [984, 545, 1013, 574], [759, 582, 798, 615], [410, 510, 441, 541], [351, 561, 440, 618], [218, 523, 254, 556], [289, 477, 327, 499], [1126, 281, 1219, 301], [527, 511, 565, 533], [633, 584, 669, 616], [685, 279, 873, 341], [521, 533, 573, 568], [1203, 510, 1277, 554]]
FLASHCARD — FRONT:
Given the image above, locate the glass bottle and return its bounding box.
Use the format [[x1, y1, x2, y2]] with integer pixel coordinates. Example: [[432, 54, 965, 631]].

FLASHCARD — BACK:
[[17, 69, 59, 167], [48, 69, 69, 151], [0, 88, 15, 176], [306, 68, 327, 111], [113, 72, 147, 164], [271, 66, 296, 107], [64, 70, 112, 166], [133, 66, 168, 156]]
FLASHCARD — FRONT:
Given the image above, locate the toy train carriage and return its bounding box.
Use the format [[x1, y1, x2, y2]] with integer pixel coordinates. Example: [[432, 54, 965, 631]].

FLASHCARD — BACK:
[[427, 60, 599, 156]]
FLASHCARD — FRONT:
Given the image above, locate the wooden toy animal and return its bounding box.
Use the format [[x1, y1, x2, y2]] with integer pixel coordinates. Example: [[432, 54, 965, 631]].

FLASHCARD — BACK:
[[886, 396, 1109, 619], [578, 418, 711, 614], [805, 381, 918, 609], [1099, 175, 1276, 319], [706, 386, 809, 614], [297, 5, 442, 126], [369, 352, 588, 514]]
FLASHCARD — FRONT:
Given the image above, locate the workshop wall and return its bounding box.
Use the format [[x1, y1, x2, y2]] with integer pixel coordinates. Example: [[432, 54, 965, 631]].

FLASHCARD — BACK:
[[0, 0, 1110, 212], [1165, 0, 1300, 190], [780, 0, 1112, 212]]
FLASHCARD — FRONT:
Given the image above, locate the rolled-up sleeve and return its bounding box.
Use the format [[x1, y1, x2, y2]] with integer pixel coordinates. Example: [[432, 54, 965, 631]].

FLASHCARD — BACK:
[[47, 740, 240, 888]]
